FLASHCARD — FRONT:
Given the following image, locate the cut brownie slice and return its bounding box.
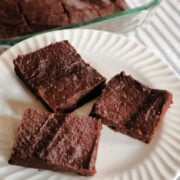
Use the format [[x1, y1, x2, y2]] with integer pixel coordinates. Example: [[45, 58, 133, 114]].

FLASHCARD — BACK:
[[9, 109, 102, 176], [91, 72, 172, 143], [13, 40, 106, 113]]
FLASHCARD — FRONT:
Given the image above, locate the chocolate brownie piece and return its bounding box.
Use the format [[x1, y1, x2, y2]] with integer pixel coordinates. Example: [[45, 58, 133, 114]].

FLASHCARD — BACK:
[[91, 72, 172, 143], [13, 40, 106, 113], [9, 109, 102, 176]]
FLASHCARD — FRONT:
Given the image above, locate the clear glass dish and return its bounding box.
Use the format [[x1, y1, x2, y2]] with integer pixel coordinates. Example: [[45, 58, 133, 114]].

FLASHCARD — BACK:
[[0, 0, 161, 45]]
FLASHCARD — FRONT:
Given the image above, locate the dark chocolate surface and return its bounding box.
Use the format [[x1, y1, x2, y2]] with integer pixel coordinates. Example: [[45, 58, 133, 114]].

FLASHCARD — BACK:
[[9, 109, 102, 176], [0, 0, 25, 26], [91, 72, 172, 143], [13, 40, 106, 113], [19, 0, 69, 28], [0, 0, 31, 38]]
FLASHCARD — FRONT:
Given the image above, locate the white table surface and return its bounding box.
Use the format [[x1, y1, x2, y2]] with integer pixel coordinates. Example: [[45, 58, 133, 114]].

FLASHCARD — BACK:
[[127, 0, 180, 76]]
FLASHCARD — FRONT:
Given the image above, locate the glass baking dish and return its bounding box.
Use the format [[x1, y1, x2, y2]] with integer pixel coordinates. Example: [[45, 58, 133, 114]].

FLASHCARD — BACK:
[[0, 0, 161, 45]]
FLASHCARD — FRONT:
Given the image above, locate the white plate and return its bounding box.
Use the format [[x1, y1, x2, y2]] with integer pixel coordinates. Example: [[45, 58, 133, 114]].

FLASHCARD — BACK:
[[0, 29, 179, 180]]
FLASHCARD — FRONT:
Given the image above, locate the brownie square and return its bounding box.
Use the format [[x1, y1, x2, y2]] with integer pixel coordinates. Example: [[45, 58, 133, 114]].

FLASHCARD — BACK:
[[91, 72, 172, 143], [13, 40, 106, 113], [9, 108, 102, 176]]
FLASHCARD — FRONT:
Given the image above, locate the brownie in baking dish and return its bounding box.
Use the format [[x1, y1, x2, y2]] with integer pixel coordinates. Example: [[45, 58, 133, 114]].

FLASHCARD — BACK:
[[13, 40, 106, 113], [0, 0, 129, 39], [91, 72, 172, 143], [9, 108, 102, 176]]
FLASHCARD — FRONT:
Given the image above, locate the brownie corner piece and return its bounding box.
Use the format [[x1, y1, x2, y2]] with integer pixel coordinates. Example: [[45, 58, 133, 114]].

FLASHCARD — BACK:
[[91, 71, 173, 143], [9, 108, 102, 176], [13, 40, 106, 113]]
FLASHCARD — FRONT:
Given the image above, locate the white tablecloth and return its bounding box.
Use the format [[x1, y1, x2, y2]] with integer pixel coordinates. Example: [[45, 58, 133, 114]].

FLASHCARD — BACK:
[[127, 0, 180, 75]]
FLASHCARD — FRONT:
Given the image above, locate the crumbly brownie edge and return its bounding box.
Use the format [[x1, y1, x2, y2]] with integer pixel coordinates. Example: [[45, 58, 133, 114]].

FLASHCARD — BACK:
[[145, 90, 173, 143], [86, 119, 102, 175], [72, 119, 102, 176], [60, 79, 106, 113], [123, 90, 173, 143]]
